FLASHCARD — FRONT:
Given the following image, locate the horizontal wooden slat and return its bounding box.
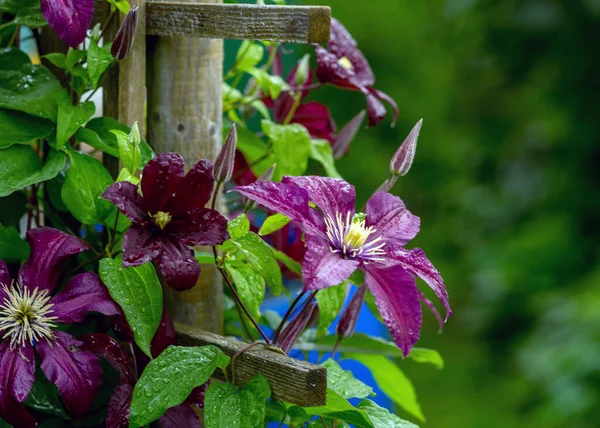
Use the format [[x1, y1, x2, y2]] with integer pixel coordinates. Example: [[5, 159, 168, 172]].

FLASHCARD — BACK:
[[176, 323, 327, 407], [146, 2, 330, 43]]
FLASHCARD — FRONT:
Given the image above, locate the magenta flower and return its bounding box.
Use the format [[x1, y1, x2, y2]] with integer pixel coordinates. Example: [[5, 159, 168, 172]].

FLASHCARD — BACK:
[[102, 153, 228, 291], [234, 177, 450, 356], [0, 227, 120, 427], [40, 0, 95, 48], [314, 19, 399, 127]]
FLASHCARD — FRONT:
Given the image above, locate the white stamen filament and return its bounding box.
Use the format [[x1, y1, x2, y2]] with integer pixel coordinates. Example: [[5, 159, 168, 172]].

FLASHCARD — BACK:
[[324, 211, 386, 262], [0, 283, 57, 350]]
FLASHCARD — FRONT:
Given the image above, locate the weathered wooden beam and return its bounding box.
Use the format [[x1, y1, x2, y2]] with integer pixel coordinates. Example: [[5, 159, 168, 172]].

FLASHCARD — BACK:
[[176, 324, 327, 407], [96, 1, 330, 43]]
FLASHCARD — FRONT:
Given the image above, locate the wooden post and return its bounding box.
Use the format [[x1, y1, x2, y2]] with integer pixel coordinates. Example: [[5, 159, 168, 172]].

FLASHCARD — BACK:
[[146, 0, 224, 333]]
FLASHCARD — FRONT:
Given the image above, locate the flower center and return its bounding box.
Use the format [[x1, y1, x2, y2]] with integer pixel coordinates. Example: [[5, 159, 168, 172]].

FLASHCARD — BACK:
[[152, 211, 172, 230], [0, 283, 57, 350], [324, 212, 386, 262], [337, 56, 353, 70]]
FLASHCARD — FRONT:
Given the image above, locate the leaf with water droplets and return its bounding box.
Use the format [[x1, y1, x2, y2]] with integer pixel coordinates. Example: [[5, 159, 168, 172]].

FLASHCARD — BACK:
[[258, 213, 290, 236], [99, 257, 162, 358], [224, 260, 264, 320], [261, 120, 311, 181], [356, 399, 419, 428], [0, 225, 29, 262], [0, 108, 54, 148], [88, 39, 115, 89], [316, 282, 346, 337], [129, 346, 229, 427], [55, 99, 95, 150], [204, 374, 271, 428], [321, 359, 373, 401]]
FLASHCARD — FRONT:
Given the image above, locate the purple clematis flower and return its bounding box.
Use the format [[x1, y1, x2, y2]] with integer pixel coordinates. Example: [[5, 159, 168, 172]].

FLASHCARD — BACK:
[[234, 177, 450, 356], [314, 19, 399, 127], [102, 153, 228, 291], [40, 0, 95, 48], [0, 227, 120, 427]]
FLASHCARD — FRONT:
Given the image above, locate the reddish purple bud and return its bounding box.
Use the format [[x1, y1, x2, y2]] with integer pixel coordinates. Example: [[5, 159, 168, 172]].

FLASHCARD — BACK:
[[257, 164, 275, 183], [111, 6, 139, 61], [336, 285, 366, 340], [390, 119, 422, 176], [213, 125, 237, 183], [332, 110, 365, 159], [276, 301, 317, 354]]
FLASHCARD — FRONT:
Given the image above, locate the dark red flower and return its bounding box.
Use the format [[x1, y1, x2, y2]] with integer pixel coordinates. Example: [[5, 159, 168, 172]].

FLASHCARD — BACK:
[[102, 153, 228, 291], [315, 19, 399, 127], [0, 228, 120, 426]]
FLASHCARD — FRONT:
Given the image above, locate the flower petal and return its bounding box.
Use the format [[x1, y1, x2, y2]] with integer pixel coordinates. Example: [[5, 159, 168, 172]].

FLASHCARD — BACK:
[[19, 227, 88, 293], [282, 176, 356, 220], [0, 341, 36, 426], [366, 192, 420, 246], [292, 102, 336, 142], [184, 383, 208, 409], [328, 19, 375, 86], [419, 290, 444, 332], [371, 88, 399, 126], [302, 235, 358, 290], [122, 225, 161, 267], [37, 331, 102, 417], [0, 260, 10, 301], [167, 158, 215, 217], [388, 247, 451, 321], [332, 110, 366, 159], [140, 153, 185, 213], [40, 0, 95, 48], [81, 333, 134, 385], [102, 182, 147, 224], [170, 208, 228, 247], [107, 384, 133, 428], [364, 264, 422, 356], [155, 235, 200, 291], [365, 89, 388, 127], [159, 405, 201, 428], [151, 310, 176, 358], [51, 272, 120, 324]]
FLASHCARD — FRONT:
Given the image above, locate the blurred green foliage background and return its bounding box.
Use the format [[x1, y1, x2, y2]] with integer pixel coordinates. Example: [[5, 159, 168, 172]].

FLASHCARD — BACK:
[[294, 0, 600, 426]]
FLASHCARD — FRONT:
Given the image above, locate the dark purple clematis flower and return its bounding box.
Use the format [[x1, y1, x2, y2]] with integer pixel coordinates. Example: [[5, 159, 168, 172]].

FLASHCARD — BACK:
[[234, 177, 450, 356], [102, 153, 228, 291], [40, 0, 95, 48], [0, 227, 120, 427], [314, 19, 399, 127]]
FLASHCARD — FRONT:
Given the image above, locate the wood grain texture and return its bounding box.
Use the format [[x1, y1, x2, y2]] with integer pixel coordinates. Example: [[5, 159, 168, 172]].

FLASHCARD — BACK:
[[147, 0, 224, 333], [145, 2, 331, 43], [102, 0, 147, 177], [176, 324, 328, 407]]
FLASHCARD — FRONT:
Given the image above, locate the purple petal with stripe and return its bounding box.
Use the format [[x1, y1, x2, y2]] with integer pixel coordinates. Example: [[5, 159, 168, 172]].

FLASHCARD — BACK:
[[107, 384, 133, 428], [170, 208, 228, 247], [366, 192, 420, 246], [160, 405, 201, 428], [102, 181, 147, 225], [155, 235, 200, 291], [302, 235, 358, 291], [140, 153, 185, 213], [0, 341, 36, 426], [41, 0, 95, 47], [122, 225, 161, 267]]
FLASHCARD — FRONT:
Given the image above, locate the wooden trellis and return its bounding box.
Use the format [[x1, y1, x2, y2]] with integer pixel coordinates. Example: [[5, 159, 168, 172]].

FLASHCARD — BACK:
[[99, 0, 331, 407]]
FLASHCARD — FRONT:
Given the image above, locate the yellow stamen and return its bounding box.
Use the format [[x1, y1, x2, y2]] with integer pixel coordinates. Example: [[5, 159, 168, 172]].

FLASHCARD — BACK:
[[152, 211, 172, 230], [338, 56, 353, 70]]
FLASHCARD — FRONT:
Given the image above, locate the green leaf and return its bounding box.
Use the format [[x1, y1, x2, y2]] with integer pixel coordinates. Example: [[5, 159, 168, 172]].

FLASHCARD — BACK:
[[258, 213, 290, 236], [11, 5, 46, 28], [195, 251, 215, 265], [61, 151, 113, 224], [75, 127, 119, 157], [0, 47, 30, 70], [55, 100, 95, 149], [0, 0, 38, 15], [249, 68, 290, 99], [112, 127, 141, 173], [24, 371, 69, 419], [262, 121, 311, 180], [99, 257, 163, 358], [0, 191, 27, 228], [0, 63, 66, 121], [42, 53, 66, 69], [0, 108, 54, 148], [228, 232, 283, 296], [272, 249, 302, 276], [322, 358, 374, 400], [130, 346, 230, 427], [65, 48, 86, 71], [205, 374, 271, 428], [88, 39, 114, 89], [235, 41, 264, 72], [0, 146, 66, 197], [304, 388, 374, 428], [232, 126, 274, 177], [227, 213, 250, 240], [405, 348, 444, 369], [349, 354, 425, 422], [225, 260, 265, 320], [0, 226, 29, 262], [107, 0, 130, 13], [316, 282, 346, 337], [0, 418, 10, 428], [357, 399, 419, 428], [310, 138, 342, 178], [84, 117, 154, 166]]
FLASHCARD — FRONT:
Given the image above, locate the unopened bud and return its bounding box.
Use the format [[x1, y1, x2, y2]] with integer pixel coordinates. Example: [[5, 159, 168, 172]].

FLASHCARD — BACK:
[[390, 118, 422, 176], [295, 54, 310, 86], [130, 121, 141, 147], [213, 125, 237, 183], [276, 301, 317, 354], [257, 164, 275, 183], [332, 110, 365, 159], [336, 286, 366, 340], [111, 7, 139, 61]]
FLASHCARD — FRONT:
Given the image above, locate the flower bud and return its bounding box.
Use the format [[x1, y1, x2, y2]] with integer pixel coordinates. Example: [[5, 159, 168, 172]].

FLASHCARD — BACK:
[[213, 125, 237, 183], [111, 6, 139, 61], [276, 301, 317, 354], [295, 54, 311, 86], [332, 110, 365, 159], [390, 119, 422, 176], [336, 285, 366, 340]]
